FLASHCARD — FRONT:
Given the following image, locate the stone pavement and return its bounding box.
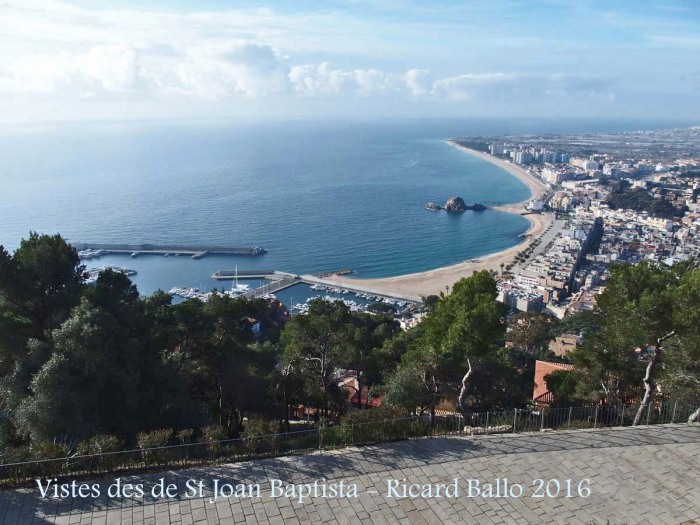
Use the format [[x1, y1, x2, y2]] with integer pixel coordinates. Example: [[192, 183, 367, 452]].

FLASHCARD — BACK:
[[2, 424, 700, 525]]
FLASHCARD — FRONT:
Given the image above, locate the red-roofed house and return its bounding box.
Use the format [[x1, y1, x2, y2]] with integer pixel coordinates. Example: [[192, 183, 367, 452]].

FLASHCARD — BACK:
[[533, 360, 575, 405], [339, 375, 383, 412]]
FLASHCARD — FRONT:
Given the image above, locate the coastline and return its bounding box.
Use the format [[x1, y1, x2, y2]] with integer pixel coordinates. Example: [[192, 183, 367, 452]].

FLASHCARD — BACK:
[[325, 141, 553, 299]]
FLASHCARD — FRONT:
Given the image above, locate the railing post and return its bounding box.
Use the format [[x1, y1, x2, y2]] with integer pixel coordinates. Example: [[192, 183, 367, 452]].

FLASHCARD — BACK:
[[620, 405, 625, 427], [646, 402, 651, 425], [593, 405, 598, 428], [513, 410, 517, 433], [351, 423, 354, 446], [568, 407, 573, 429], [485, 412, 490, 435], [318, 427, 322, 450], [672, 401, 678, 423], [540, 408, 545, 431]]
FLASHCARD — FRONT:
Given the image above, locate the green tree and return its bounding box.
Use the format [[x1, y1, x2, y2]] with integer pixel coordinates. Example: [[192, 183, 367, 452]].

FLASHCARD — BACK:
[[544, 369, 579, 407], [506, 312, 558, 355], [665, 267, 700, 409], [383, 362, 433, 414], [342, 313, 399, 409], [569, 261, 700, 424], [0, 233, 84, 372], [280, 299, 353, 417], [14, 295, 197, 442], [410, 271, 511, 420], [156, 293, 278, 434], [421, 295, 439, 313], [552, 310, 601, 339]]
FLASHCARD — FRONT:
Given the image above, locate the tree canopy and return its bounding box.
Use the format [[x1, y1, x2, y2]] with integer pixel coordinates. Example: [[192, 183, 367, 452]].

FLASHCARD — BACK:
[[3, 232, 699, 461]]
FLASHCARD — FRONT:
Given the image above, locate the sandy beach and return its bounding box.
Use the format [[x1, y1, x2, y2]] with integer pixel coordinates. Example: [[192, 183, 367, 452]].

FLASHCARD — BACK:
[[325, 142, 553, 300]]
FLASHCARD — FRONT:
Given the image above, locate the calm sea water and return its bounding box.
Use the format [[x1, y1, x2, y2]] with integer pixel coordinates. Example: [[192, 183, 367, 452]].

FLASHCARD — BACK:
[[0, 118, 691, 297]]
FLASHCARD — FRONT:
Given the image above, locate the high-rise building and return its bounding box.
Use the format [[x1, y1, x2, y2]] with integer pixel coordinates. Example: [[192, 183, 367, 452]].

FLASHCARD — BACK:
[[514, 151, 533, 164]]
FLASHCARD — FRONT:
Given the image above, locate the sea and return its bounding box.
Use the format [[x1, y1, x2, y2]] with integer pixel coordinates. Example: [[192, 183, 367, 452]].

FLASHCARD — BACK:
[[0, 117, 692, 305]]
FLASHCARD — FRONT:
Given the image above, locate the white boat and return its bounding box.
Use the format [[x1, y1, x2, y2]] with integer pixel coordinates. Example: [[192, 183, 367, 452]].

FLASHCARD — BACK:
[[225, 265, 250, 297]]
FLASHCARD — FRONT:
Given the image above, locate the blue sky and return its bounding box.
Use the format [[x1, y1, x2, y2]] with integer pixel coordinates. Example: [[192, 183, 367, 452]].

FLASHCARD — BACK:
[[1, 0, 698, 123]]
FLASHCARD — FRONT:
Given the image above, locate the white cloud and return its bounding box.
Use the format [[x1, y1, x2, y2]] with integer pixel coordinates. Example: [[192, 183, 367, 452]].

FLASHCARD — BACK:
[[173, 41, 288, 99], [289, 63, 393, 98], [0, 44, 144, 97], [0, 0, 629, 121], [288, 63, 350, 97], [74, 45, 143, 93], [404, 69, 432, 97]]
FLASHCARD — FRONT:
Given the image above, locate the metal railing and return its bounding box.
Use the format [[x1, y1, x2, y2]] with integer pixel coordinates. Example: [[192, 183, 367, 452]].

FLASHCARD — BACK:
[[244, 276, 299, 298], [1, 400, 698, 488]]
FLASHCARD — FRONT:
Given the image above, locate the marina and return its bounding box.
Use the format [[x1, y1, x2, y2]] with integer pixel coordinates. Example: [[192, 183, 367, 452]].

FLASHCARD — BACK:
[[84, 265, 137, 285], [81, 258, 422, 315], [287, 282, 415, 315], [166, 268, 422, 315]]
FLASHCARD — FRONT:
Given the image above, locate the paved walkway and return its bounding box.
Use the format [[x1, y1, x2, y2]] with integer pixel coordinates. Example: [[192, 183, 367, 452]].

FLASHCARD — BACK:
[[2, 424, 699, 524]]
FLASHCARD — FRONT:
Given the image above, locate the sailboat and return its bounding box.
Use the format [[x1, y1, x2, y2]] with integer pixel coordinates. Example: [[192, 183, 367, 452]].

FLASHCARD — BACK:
[[225, 265, 250, 297]]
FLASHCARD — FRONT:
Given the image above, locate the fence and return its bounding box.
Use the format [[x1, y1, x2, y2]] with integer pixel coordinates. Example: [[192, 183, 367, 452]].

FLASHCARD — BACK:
[[1, 400, 698, 488]]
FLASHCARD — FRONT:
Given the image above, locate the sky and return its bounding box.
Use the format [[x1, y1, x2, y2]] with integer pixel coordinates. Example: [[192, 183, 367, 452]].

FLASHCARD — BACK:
[[1, 0, 699, 123]]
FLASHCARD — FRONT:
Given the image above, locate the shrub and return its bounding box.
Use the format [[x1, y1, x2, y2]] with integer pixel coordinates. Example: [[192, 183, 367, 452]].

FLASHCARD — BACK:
[[23, 440, 74, 480], [137, 428, 172, 449], [76, 434, 124, 455], [0, 446, 32, 486], [137, 428, 172, 466], [201, 425, 227, 460], [201, 424, 226, 442], [30, 439, 72, 460], [341, 405, 405, 426], [75, 435, 124, 472], [340, 406, 419, 444], [175, 428, 194, 445], [0, 445, 31, 464], [241, 419, 280, 456]]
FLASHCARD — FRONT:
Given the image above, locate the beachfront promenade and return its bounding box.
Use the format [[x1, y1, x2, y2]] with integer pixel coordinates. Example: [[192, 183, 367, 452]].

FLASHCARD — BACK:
[[2, 424, 699, 524]]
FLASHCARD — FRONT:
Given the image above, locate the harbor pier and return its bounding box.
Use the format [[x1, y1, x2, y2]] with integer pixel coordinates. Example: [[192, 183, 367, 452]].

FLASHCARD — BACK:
[[74, 242, 267, 259], [212, 269, 276, 280]]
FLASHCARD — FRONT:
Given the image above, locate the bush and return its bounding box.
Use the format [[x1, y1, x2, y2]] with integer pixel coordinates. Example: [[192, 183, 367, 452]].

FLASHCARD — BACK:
[[175, 428, 194, 445], [75, 434, 124, 473], [0, 445, 31, 465], [30, 439, 72, 460], [341, 405, 405, 426], [0, 446, 33, 486], [137, 428, 172, 466], [367, 303, 397, 315], [22, 440, 74, 480], [137, 428, 172, 449], [76, 434, 124, 455], [201, 424, 226, 442], [0, 419, 17, 449], [340, 406, 422, 445], [201, 425, 227, 459], [241, 419, 280, 456]]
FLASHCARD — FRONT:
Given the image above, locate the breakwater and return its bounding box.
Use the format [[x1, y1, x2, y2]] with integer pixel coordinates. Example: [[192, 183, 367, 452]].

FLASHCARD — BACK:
[[74, 243, 267, 259]]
